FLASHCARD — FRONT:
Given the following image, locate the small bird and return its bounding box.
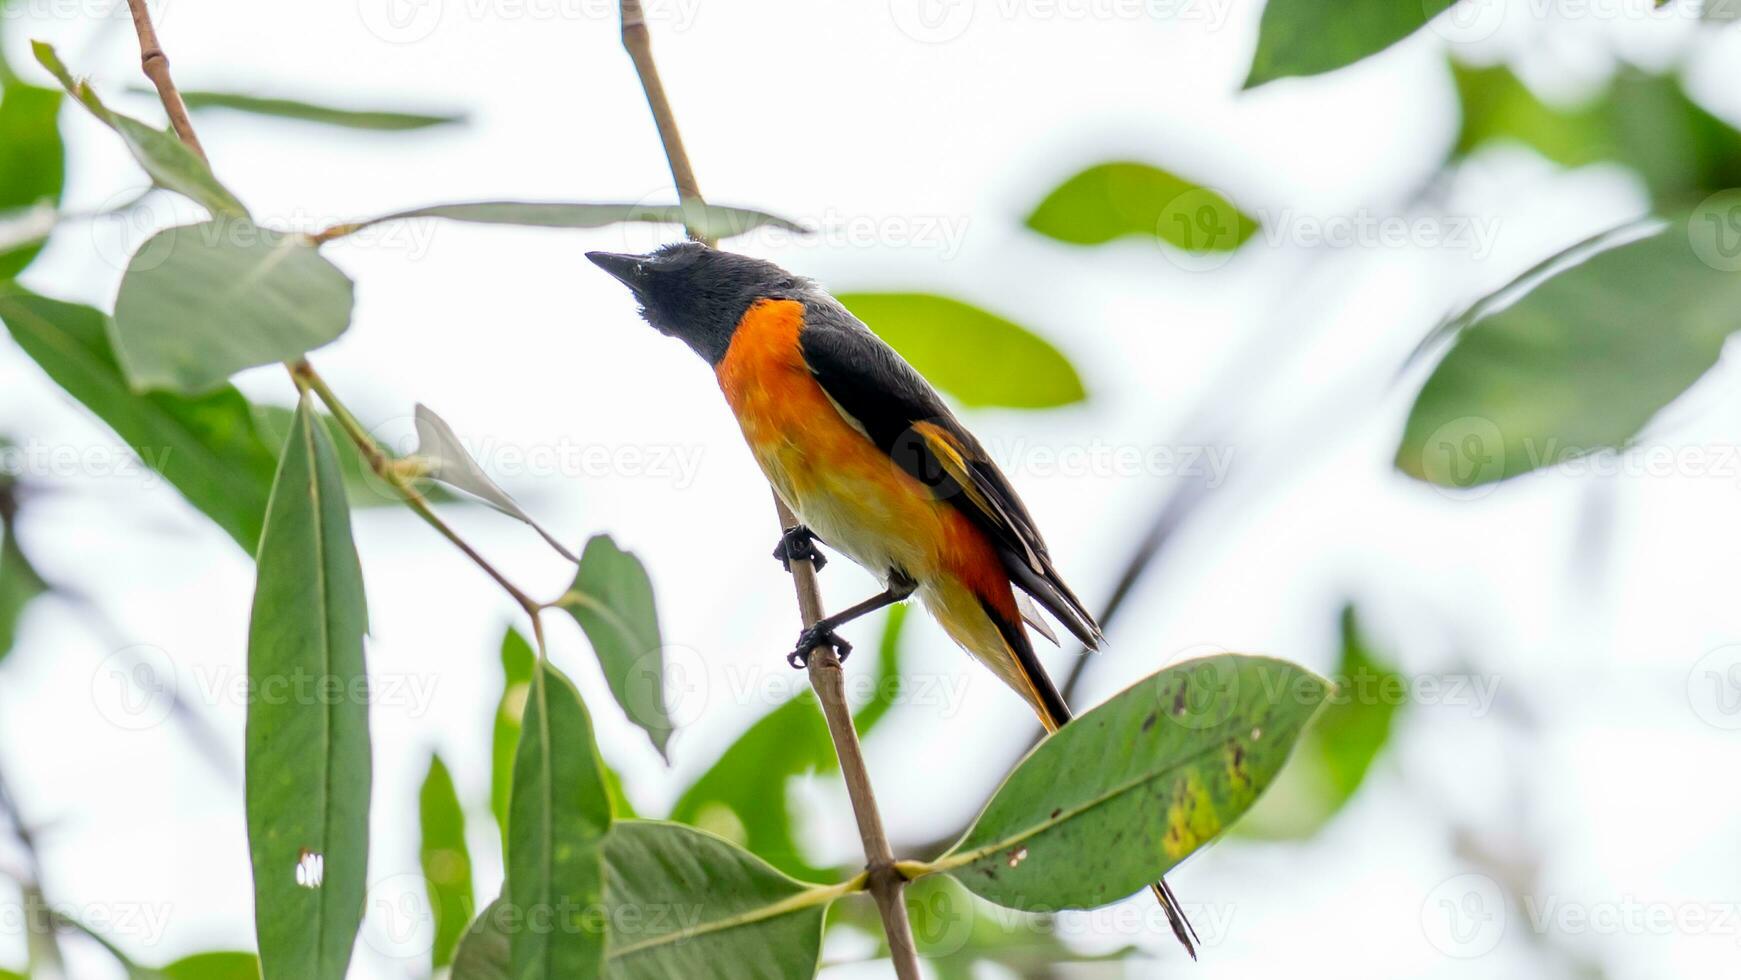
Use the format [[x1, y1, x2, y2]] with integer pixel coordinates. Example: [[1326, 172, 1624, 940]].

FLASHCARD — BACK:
[[588, 242, 1198, 957]]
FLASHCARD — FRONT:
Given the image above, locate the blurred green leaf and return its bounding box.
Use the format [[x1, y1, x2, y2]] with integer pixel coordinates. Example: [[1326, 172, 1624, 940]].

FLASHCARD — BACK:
[[0, 286, 279, 550], [601, 821, 831, 979], [245, 398, 371, 980], [0, 969, 22, 980], [113, 219, 354, 393], [670, 608, 907, 878], [1025, 161, 1257, 253], [1397, 205, 1741, 488], [491, 627, 537, 847], [938, 655, 1327, 910], [152, 89, 465, 131], [33, 42, 246, 218], [160, 952, 263, 979], [420, 754, 475, 970], [0, 204, 56, 258], [452, 897, 510, 980], [0, 511, 47, 667], [554, 535, 673, 761], [1245, 0, 1456, 87], [1236, 605, 1402, 839], [506, 660, 610, 979], [1453, 61, 1741, 206], [850, 603, 908, 733], [341, 201, 802, 241], [669, 693, 833, 879], [836, 293, 1086, 408], [0, 81, 65, 277]]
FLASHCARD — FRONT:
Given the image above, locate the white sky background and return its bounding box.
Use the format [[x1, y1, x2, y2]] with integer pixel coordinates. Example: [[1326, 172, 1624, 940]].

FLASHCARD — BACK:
[[3, 0, 1741, 977]]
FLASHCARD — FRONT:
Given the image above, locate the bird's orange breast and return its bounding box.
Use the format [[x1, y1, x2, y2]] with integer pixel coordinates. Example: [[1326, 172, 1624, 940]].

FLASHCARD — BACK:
[[714, 299, 1013, 617], [715, 298, 913, 515]]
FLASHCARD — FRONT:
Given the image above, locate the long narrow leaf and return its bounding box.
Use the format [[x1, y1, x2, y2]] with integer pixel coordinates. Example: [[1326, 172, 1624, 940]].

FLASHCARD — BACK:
[[245, 398, 371, 979], [420, 754, 475, 969], [506, 661, 610, 979]]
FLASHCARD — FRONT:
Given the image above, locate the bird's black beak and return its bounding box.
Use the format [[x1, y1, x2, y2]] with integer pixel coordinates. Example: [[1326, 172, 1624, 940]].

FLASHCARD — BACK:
[[586, 251, 645, 287]]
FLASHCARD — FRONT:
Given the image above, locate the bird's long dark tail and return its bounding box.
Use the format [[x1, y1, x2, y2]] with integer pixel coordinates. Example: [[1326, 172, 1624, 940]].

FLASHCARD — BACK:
[[983, 597, 1201, 960]]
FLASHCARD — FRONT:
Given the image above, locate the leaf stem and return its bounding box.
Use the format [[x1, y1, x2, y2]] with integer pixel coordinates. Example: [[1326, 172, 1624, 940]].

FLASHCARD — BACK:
[[614, 6, 923, 977], [291, 361, 542, 616]]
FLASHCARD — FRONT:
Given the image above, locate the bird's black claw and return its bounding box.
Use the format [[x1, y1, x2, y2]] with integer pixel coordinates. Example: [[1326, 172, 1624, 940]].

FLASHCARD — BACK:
[[773, 525, 827, 572], [787, 625, 852, 668]]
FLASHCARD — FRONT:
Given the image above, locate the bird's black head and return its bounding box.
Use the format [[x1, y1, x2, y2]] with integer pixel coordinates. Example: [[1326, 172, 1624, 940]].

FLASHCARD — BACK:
[[586, 243, 808, 364]]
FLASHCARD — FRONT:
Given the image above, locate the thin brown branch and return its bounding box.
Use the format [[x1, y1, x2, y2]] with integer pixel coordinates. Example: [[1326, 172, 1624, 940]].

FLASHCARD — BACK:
[[619, 1, 709, 242], [123, 0, 206, 161], [615, 8, 922, 977], [290, 361, 543, 616]]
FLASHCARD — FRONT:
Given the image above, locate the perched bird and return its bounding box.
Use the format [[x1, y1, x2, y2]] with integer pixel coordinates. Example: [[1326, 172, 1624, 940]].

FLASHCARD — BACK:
[[588, 242, 1198, 957]]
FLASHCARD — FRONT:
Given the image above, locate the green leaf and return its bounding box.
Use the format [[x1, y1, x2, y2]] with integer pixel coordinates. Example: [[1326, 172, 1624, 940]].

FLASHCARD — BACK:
[[1397, 206, 1741, 488], [555, 535, 673, 761], [32, 42, 246, 218], [835, 293, 1086, 409], [670, 608, 907, 878], [113, 219, 355, 393], [1245, 0, 1457, 87], [506, 660, 610, 979], [0, 81, 65, 277], [0, 506, 48, 666], [669, 694, 833, 879], [1235, 605, 1402, 839], [1451, 61, 1611, 170], [339, 201, 803, 241], [850, 603, 908, 733], [601, 821, 831, 980], [452, 897, 511, 980], [160, 89, 464, 131], [420, 754, 475, 970], [0, 287, 280, 550], [1024, 161, 1257, 252], [245, 397, 371, 980], [1452, 61, 1741, 207], [937, 654, 1327, 910], [160, 952, 264, 979], [491, 628, 537, 847]]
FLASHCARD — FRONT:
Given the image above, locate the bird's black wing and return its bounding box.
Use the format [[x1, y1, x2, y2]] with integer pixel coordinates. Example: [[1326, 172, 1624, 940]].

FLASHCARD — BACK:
[[797, 297, 1103, 650]]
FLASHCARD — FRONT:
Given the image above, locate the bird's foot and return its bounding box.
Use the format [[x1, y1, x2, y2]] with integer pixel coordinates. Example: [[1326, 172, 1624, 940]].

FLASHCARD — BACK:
[[772, 524, 827, 572], [787, 624, 852, 669]]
